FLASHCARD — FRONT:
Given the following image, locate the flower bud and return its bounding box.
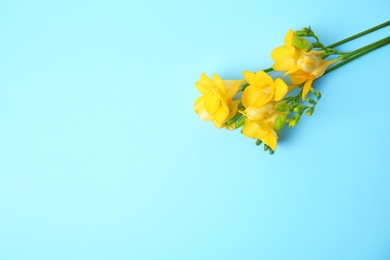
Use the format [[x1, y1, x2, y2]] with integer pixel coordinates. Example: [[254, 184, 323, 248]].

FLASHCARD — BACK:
[[306, 108, 314, 116], [293, 106, 304, 114], [295, 27, 313, 37], [292, 37, 313, 52], [274, 114, 287, 131], [310, 88, 321, 99], [294, 30, 307, 37], [307, 98, 316, 105], [288, 114, 301, 127], [236, 116, 246, 128], [275, 102, 290, 112]]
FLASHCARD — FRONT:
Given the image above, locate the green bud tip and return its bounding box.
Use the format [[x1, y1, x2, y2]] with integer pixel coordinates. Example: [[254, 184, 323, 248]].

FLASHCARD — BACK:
[[236, 116, 246, 128], [306, 109, 314, 116], [275, 103, 289, 112], [307, 98, 316, 105], [274, 114, 287, 132], [288, 114, 301, 127], [292, 37, 313, 52]]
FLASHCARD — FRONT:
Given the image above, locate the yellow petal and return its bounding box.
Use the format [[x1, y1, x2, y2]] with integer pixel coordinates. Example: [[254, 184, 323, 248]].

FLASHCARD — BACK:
[[224, 79, 245, 98], [284, 30, 294, 46], [212, 74, 226, 94], [272, 55, 294, 71], [212, 121, 225, 128], [243, 71, 255, 85], [301, 79, 313, 101], [290, 74, 307, 85], [200, 73, 214, 88], [274, 78, 288, 101], [242, 119, 268, 139], [194, 96, 212, 121], [214, 101, 230, 123], [204, 92, 220, 115], [284, 65, 300, 75], [242, 85, 262, 108], [254, 70, 274, 88], [271, 46, 290, 62], [254, 95, 272, 108], [258, 122, 277, 151], [264, 132, 277, 151], [226, 99, 241, 120], [195, 73, 214, 95]]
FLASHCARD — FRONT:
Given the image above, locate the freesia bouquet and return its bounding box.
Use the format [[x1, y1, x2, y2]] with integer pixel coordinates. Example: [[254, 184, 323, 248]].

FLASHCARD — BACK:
[[194, 21, 390, 154]]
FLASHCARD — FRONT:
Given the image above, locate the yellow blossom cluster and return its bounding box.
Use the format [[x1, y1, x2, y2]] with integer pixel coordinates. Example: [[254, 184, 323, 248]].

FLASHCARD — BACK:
[[271, 30, 340, 100], [193, 22, 390, 153]]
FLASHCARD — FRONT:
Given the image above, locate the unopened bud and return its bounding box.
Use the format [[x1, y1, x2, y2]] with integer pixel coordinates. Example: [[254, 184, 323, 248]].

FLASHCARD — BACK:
[[295, 27, 313, 37], [310, 88, 321, 99], [288, 114, 301, 127], [236, 116, 246, 128], [292, 37, 313, 52], [274, 114, 287, 131], [294, 30, 307, 37], [275, 103, 290, 112], [293, 106, 304, 114], [306, 108, 314, 116], [307, 98, 316, 105]]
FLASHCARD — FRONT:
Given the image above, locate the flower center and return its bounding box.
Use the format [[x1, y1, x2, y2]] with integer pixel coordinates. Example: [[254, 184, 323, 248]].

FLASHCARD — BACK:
[[246, 103, 274, 121], [297, 55, 320, 72], [261, 85, 273, 98]]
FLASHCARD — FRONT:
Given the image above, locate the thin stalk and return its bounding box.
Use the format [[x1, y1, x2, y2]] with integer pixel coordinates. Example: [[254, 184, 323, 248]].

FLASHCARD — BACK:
[[346, 36, 390, 58], [327, 20, 390, 48], [324, 37, 390, 75]]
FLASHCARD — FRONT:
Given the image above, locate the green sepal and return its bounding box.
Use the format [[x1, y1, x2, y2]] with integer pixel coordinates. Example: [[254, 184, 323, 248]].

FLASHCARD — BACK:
[[292, 37, 313, 52], [307, 98, 316, 105], [236, 116, 246, 128], [226, 112, 242, 126], [306, 108, 314, 116], [274, 114, 287, 131], [288, 114, 301, 127], [275, 102, 290, 112]]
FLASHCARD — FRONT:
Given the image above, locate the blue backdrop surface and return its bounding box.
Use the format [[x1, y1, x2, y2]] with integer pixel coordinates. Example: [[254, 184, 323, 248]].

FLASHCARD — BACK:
[[0, 0, 390, 259]]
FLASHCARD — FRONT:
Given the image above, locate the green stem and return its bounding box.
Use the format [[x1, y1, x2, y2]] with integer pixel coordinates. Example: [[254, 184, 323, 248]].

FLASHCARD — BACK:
[[327, 20, 390, 48], [324, 36, 390, 75], [346, 36, 390, 58]]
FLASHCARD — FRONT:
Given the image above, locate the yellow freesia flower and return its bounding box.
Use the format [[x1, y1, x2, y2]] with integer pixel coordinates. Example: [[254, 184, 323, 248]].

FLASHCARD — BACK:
[[241, 102, 282, 151], [194, 73, 244, 128], [271, 30, 340, 100], [240, 76, 286, 150], [242, 70, 288, 108]]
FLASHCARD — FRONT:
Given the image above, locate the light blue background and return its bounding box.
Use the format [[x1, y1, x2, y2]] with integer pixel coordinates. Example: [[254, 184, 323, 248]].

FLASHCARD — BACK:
[[1, 0, 389, 259]]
